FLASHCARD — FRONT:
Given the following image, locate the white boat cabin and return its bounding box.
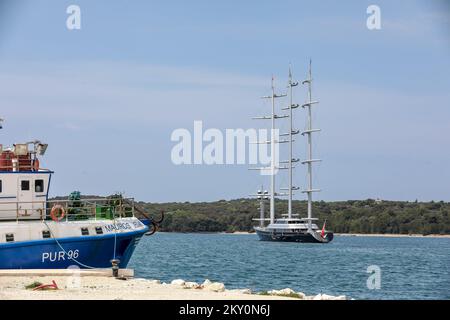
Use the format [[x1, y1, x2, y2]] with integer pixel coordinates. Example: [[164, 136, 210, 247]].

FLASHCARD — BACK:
[[0, 141, 51, 220], [266, 218, 319, 231]]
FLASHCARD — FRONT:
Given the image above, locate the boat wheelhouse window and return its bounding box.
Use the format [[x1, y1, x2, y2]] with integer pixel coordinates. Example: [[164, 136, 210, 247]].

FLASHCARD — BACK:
[[6, 233, 14, 242], [95, 227, 103, 235], [42, 230, 51, 239], [21, 180, 30, 191], [81, 227, 89, 236], [0, 180, 2, 193], [35, 179, 44, 193]]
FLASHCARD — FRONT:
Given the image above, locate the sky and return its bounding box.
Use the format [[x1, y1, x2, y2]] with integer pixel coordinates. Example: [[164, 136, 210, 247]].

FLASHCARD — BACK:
[[0, 0, 449, 203]]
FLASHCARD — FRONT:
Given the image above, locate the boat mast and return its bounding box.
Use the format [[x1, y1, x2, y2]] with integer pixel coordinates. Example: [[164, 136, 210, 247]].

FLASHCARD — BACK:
[[251, 77, 287, 225], [286, 66, 299, 219], [259, 189, 265, 227], [301, 60, 321, 230], [269, 77, 276, 223], [257, 187, 269, 227]]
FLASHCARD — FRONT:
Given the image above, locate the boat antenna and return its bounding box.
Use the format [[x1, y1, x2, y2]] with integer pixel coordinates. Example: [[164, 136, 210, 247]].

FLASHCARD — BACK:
[[301, 59, 321, 230]]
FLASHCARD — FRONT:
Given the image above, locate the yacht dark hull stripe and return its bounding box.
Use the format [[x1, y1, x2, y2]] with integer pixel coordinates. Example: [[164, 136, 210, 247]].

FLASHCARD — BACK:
[[256, 229, 334, 243]]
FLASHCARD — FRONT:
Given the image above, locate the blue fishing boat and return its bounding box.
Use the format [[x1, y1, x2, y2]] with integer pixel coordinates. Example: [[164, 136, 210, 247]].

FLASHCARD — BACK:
[[0, 119, 162, 269]]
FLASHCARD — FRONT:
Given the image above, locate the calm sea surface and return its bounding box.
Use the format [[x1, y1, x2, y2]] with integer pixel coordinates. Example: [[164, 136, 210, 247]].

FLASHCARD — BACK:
[[128, 233, 450, 300]]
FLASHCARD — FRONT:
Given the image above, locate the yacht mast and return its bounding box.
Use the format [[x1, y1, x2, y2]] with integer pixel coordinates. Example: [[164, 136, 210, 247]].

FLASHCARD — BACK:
[[285, 66, 299, 218], [301, 60, 321, 230], [270, 78, 276, 223], [257, 187, 269, 227], [251, 77, 287, 225], [267, 77, 288, 224]]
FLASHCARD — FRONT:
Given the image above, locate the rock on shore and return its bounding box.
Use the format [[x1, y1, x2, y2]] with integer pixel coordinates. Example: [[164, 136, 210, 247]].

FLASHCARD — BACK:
[[266, 287, 346, 300], [169, 279, 346, 300], [0, 275, 347, 300]]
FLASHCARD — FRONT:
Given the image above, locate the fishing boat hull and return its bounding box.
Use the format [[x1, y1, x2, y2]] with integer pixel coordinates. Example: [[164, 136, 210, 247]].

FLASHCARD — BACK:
[[255, 228, 333, 243], [0, 228, 147, 269]]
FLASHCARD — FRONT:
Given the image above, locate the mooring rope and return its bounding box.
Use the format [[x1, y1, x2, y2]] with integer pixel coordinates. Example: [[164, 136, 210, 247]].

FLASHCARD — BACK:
[[43, 220, 97, 269], [112, 212, 118, 261]]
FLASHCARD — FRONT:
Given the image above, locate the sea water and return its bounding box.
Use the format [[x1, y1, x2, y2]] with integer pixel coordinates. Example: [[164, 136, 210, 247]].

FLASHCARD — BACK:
[[129, 233, 450, 300]]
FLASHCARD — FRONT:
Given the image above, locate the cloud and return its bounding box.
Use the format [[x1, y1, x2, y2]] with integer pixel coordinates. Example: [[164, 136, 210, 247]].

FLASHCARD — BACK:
[[0, 61, 269, 127], [55, 122, 82, 131], [1, 60, 449, 201]]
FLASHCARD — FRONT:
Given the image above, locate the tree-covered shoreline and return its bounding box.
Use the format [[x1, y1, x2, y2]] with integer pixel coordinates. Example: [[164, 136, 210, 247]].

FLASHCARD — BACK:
[[50, 195, 450, 235], [136, 198, 450, 235]]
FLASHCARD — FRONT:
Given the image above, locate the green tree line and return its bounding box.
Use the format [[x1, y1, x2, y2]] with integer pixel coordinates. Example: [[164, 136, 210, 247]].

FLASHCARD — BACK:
[[136, 198, 450, 235]]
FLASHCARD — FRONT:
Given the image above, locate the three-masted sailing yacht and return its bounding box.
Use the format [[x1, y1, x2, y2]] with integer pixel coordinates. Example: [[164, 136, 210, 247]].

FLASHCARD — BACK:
[[252, 62, 333, 243]]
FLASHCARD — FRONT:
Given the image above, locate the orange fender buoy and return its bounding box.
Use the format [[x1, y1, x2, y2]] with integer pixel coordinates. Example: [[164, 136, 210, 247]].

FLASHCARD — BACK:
[[50, 205, 65, 222]]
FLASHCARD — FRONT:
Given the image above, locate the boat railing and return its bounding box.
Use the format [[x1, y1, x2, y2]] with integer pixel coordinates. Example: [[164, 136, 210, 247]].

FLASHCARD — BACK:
[[0, 198, 136, 222], [0, 165, 53, 172]]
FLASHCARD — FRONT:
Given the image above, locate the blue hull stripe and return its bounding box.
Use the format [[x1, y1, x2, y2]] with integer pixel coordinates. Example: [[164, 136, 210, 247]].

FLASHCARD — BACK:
[[0, 228, 148, 269]]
